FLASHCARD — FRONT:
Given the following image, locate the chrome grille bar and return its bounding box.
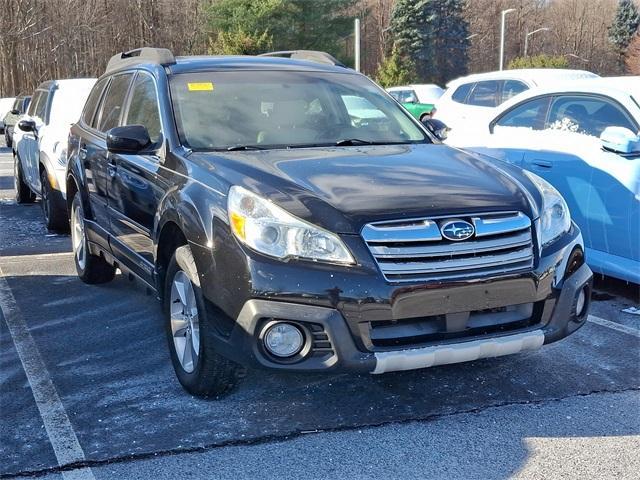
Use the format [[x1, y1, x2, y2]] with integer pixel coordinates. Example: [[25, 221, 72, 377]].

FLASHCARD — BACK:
[[362, 211, 534, 282]]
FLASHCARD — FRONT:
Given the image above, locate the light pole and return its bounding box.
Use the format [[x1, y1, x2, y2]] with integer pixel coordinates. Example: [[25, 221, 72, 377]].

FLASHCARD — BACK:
[[499, 8, 516, 71], [524, 27, 550, 57], [354, 18, 361, 72]]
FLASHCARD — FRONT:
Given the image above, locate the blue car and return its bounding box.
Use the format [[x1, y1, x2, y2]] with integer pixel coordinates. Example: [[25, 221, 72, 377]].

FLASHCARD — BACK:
[[448, 77, 640, 283]]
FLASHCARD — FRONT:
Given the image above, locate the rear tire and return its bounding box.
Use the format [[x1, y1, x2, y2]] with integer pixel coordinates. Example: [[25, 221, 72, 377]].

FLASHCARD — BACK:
[[164, 245, 242, 398], [14, 155, 35, 204], [70, 193, 116, 284], [41, 168, 69, 232]]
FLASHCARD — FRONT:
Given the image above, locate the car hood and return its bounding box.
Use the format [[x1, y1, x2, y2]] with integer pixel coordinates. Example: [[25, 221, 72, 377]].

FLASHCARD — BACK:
[[189, 144, 537, 234]]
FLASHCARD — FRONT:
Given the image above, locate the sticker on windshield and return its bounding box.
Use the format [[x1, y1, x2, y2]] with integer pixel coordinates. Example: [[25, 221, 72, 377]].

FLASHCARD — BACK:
[[187, 82, 214, 91]]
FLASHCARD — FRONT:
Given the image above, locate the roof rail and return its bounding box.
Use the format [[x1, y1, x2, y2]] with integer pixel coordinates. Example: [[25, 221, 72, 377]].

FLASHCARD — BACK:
[[105, 47, 176, 73], [258, 50, 346, 67]]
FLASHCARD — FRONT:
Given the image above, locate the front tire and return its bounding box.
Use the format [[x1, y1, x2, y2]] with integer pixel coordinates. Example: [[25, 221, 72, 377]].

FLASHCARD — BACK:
[[14, 155, 35, 204], [40, 169, 69, 232], [70, 193, 116, 284], [164, 245, 242, 398]]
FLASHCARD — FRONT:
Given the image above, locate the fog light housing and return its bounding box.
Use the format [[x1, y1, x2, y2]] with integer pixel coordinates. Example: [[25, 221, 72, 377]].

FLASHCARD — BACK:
[[264, 322, 304, 357]]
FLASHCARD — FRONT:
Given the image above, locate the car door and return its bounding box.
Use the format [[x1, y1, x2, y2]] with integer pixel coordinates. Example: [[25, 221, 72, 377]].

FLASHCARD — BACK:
[[82, 74, 133, 232], [520, 94, 640, 269], [19, 90, 48, 189], [107, 71, 167, 282], [460, 95, 552, 165]]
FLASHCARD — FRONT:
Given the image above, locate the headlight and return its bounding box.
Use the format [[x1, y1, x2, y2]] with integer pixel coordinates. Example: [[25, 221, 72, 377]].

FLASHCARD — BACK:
[[227, 186, 355, 265], [525, 171, 571, 247]]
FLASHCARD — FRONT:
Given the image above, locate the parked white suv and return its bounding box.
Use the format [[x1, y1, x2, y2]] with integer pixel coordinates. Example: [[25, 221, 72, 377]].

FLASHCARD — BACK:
[[0, 97, 16, 134], [13, 78, 96, 230], [434, 69, 599, 132]]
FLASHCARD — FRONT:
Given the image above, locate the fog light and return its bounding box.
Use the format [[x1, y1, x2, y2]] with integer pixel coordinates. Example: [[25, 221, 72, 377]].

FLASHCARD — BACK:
[[264, 323, 304, 357], [575, 287, 587, 317]]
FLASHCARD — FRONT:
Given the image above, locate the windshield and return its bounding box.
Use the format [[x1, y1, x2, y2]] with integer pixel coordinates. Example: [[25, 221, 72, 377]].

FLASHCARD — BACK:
[[169, 70, 428, 150]]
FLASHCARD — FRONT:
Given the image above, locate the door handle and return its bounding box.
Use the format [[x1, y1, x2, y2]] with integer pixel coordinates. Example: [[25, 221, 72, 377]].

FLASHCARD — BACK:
[[531, 159, 552, 169]]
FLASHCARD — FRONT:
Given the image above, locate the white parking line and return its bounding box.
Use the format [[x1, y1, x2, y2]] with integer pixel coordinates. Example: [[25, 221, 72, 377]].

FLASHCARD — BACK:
[[0, 266, 95, 480], [588, 314, 640, 338], [0, 251, 74, 263]]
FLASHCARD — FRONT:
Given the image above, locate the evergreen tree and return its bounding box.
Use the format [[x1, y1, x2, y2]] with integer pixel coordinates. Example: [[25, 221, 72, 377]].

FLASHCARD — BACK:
[[508, 54, 569, 69], [207, 0, 356, 61], [375, 45, 417, 87], [609, 0, 640, 55], [390, 0, 469, 85]]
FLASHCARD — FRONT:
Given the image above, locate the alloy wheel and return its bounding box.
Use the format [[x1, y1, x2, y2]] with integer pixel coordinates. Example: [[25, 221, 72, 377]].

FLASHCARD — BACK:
[[71, 202, 86, 270], [170, 271, 200, 373]]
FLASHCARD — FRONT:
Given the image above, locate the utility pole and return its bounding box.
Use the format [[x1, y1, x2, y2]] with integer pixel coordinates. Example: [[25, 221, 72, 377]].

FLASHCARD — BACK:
[[354, 18, 361, 72], [499, 8, 516, 71]]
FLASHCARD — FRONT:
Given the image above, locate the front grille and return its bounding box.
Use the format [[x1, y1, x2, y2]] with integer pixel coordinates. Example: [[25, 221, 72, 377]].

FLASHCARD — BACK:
[[362, 211, 534, 282]]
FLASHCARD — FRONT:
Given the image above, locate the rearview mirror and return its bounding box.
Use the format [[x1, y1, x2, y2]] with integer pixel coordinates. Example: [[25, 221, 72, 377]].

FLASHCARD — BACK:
[[106, 125, 151, 154], [600, 126, 640, 154], [17, 119, 36, 132]]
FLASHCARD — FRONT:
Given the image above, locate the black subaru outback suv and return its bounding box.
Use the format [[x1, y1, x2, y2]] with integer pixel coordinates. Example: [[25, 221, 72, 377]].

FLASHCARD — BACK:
[[67, 48, 592, 397]]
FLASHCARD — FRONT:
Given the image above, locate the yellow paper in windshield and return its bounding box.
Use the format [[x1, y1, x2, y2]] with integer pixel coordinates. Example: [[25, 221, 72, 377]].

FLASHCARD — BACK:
[[187, 82, 214, 91]]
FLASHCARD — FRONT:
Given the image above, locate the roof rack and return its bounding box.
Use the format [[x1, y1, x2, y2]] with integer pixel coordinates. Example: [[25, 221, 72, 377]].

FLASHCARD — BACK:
[[258, 50, 346, 67], [105, 47, 176, 73]]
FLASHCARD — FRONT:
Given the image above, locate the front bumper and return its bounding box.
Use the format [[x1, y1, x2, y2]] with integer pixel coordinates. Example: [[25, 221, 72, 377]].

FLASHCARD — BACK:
[[204, 227, 592, 374]]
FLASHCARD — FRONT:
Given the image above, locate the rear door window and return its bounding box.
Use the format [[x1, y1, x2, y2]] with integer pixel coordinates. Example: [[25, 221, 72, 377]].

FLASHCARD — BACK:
[[501, 80, 528, 103], [97, 73, 134, 133], [467, 81, 499, 107], [82, 77, 110, 129], [451, 83, 473, 104]]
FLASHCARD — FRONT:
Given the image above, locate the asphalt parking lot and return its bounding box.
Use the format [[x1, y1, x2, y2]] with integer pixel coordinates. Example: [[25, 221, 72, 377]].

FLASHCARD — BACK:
[[0, 143, 639, 479]]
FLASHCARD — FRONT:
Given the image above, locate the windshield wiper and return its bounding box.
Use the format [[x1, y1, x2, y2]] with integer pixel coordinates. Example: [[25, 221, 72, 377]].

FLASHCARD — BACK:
[[226, 145, 267, 151], [334, 138, 376, 146]]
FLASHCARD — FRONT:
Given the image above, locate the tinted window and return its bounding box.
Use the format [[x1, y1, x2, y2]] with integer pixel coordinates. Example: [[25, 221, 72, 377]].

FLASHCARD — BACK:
[[501, 80, 528, 103], [82, 77, 109, 128], [21, 97, 31, 113], [468, 81, 499, 107], [546, 95, 636, 137], [451, 83, 473, 103], [27, 92, 40, 116], [125, 73, 162, 143], [97, 73, 133, 132], [495, 97, 551, 130], [34, 92, 49, 121]]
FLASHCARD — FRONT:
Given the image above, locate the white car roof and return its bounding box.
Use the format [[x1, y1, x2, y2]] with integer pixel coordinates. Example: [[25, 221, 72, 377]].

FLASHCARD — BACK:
[[446, 69, 599, 88], [48, 78, 96, 127], [491, 77, 640, 119]]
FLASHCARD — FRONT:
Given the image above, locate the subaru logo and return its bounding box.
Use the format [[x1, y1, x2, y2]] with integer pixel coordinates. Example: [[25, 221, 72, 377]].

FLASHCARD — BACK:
[[440, 219, 475, 241]]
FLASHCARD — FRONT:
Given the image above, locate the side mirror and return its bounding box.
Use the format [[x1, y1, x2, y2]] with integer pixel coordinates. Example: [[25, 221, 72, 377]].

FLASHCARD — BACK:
[[106, 125, 151, 154], [406, 95, 418, 104], [600, 126, 640, 154], [422, 118, 450, 141], [17, 119, 36, 132], [10, 109, 19, 115]]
